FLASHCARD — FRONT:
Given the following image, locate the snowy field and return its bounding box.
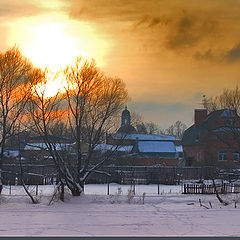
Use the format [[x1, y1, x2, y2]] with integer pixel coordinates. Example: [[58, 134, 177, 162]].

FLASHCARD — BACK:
[[0, 184, 240, 237]]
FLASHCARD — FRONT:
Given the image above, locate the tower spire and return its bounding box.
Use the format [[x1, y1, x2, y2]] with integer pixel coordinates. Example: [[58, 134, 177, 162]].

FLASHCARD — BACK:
[[121, 106, 131, 126]]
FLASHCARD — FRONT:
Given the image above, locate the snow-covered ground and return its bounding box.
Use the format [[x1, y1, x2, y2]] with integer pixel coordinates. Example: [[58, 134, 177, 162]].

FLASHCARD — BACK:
[[1, 183, 182, 196], [0, 184, 240, 237]]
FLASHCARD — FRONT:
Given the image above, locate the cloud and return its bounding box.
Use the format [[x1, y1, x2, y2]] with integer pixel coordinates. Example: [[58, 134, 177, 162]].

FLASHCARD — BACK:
[[194, 49, 220, 62], [165, 11, 218, 50], [67, 0, 151, 22], [166, 14, 198, 49], [134, 15, 170, 29], [224, 44, 240, 62], [194, 43, 240, 63], [0, 0, 47, 19], [66, 1, 221, 50], [64, 0, 240, 67]]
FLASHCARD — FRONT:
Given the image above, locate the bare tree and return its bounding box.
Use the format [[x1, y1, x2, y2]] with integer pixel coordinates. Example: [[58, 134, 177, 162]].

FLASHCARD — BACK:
[[0, 47, 32, 193], [25, 68, 79, 199], [203, 85, 240, 114], [64, 57, 128, 195], [144, 122, 164, 135], [130, 111, 164, 134], [165, 120, 187, 139], [26, 58, 128, 197]]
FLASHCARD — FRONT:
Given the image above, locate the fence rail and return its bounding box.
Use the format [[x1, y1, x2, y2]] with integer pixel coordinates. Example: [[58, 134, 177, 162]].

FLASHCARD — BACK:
[[183, 183, 240, 194], [87, 166, 218, 185]]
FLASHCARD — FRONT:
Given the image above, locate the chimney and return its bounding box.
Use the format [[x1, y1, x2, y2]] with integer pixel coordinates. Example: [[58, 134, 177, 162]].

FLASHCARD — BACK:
[[194, 109, 207, 126]]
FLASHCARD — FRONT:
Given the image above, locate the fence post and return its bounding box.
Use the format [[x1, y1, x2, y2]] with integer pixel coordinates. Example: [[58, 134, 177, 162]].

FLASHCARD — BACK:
[[107, 182, 110, 195], [36, 185, 38, 196], [9, 184, 11, 195], [158, 183, 160, 195]]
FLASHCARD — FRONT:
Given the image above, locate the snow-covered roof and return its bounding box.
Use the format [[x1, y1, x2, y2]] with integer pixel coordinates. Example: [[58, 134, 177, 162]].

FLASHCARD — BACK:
[[221, 109, 236, 117], [175, 146, 183, 152], [24, 142, 71, 151], [137, 141, 176, 153], [95, 144, 132, 153], [114, 133, 178, 141], [4, 150, 19, 158]]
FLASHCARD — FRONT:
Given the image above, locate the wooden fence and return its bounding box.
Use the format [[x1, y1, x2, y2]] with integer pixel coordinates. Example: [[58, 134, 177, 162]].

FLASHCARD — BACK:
[[2, 164, 57, 185], [183, 183, 240, 194], [87, 166, 217, 185], [2, 164, 239, 186]]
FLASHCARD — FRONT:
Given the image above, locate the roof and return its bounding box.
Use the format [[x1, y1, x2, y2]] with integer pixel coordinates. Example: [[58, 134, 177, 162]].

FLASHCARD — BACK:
[[94, 144, 132, 153], [137, 141, 176, 153], [175, 145, 183, 152], [113, 133, 178, 141], [221, 109, 237, 117], [182, 109, 239, 145], [116, 125, 137, 134], [24, 142, 72, 151], [4, 150, 19, 158]]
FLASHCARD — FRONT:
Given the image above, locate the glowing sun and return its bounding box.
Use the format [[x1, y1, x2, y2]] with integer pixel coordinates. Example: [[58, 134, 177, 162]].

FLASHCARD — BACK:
[[24, 22, 79, 70], [8, 15, 110, 97]]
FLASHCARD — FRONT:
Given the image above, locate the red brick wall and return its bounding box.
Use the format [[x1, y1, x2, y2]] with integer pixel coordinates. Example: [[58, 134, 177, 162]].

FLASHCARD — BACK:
[[183, 137, 240, 167]]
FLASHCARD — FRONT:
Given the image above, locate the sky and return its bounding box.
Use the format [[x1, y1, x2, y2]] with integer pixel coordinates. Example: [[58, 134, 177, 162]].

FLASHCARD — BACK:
[[1, 0, 240, 128]]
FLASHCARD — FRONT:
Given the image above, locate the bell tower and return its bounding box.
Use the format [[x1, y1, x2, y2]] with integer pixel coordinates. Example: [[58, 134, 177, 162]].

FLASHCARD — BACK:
[[121, 106, 131, 126]]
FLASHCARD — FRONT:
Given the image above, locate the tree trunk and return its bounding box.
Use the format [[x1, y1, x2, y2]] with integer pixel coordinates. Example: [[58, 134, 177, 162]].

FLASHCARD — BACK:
[[212, 178, 228, 206], [0, 141, 5, 195], [0, 168, 2, 194], [59, 183, 64, 201], [21, 180, 38, 204], [19, 153, 38, 204], [66, 180, 83, 196], [68, 184, 82, 196]]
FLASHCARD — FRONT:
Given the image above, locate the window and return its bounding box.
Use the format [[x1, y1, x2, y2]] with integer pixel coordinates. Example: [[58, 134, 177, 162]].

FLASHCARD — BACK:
[[197, 152, 201, 162], [234, 152, 240, 162], [222, 109, 235, 117], [195, 134, 199, 143], [218, 151, 227, 161]]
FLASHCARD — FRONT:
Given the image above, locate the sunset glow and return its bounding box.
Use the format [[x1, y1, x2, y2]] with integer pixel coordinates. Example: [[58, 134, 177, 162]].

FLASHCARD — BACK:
[[7, 13, 110, 97], [21, 21, 78, 97], [8, 15, 109, 71], [33, 71, 78, 98], [33, 75, 65, 98], [24, 22, 78, 70]]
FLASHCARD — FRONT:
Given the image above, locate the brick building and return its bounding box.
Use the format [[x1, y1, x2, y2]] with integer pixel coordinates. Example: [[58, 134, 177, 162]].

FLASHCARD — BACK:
[[182, 109, 240, 167]]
